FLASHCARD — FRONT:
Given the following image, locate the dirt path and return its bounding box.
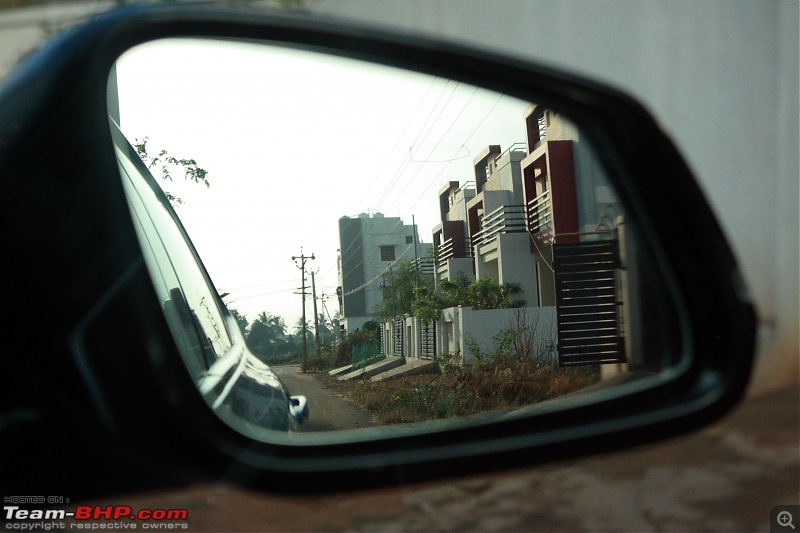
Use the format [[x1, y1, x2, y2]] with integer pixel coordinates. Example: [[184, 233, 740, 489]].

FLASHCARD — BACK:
[[272, 364, 377, 432]]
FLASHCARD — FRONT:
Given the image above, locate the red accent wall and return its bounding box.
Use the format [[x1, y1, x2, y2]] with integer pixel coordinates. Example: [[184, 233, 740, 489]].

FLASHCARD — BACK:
[[547, 141, 579, 243], [442, 220, 464, 243], [467, 201, 483, 248]]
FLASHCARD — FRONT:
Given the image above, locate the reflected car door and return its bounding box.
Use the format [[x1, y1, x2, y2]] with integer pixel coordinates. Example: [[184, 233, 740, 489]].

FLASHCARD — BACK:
[[112, 120, 296, 433]]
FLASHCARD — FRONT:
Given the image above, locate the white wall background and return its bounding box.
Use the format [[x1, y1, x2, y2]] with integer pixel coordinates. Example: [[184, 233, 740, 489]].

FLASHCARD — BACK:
[[310, 0, 800, 396]]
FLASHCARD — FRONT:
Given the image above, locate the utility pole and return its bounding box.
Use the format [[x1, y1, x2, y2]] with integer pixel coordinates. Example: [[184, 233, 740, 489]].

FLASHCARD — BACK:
[[320, 293, 335, 330], [311, 269, 321, 358], [389, 263, 396, 318], [321, 293, 340, 342], [412, 214, 420, 288], [291, 248, 314, 373]]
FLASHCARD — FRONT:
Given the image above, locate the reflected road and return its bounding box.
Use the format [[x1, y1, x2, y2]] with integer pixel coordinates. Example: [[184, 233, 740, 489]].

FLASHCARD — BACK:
[[272, 364, 377, 431]]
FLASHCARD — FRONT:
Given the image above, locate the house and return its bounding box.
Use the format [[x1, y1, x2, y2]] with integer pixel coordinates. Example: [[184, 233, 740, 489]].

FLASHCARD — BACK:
[[432, 181, 475, 288], [432, 106, 637, 371], [336, 212, 431, 333], [374, 105, 662, 378], [521, 105, 635, 370], [466, 143, 541, 304]]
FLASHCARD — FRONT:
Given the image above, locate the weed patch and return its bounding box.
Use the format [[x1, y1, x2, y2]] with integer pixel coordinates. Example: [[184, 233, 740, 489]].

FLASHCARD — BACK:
[[318, 363, 598, 425], [317, 308, 600, 424]]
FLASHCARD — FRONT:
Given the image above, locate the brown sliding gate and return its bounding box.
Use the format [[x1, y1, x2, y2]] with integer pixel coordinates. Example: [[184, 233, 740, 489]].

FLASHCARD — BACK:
[[553, 239, 626, 367]]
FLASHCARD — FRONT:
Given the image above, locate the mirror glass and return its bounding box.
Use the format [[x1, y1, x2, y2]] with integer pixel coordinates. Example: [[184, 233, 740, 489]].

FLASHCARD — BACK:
[[110, 38, 682, 441]]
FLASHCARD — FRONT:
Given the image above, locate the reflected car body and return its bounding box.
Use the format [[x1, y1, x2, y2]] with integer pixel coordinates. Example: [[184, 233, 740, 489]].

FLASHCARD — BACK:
[[114, 120, 307, 433]]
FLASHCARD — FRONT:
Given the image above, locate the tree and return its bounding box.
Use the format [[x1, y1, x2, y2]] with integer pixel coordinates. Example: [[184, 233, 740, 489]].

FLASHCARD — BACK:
[[413, 273, 525, 322], [133, 136, 209, 206], [469, 276, 525, 310], [315, 313, 334, 340], [361, 319, 381, 337], [246, 312, 289, 356], [229, 308, 249, 336], [373, 260, 432, 321], [293, 316, 314, 340]]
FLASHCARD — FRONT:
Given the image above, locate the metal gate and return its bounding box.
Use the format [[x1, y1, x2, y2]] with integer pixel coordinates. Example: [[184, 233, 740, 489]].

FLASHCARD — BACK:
[[392, 318, 404, 357], [553, 239, 626, 366], [419, 320, 436, 360]]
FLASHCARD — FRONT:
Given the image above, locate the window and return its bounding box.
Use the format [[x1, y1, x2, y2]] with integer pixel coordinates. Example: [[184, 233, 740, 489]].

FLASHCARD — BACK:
[[405, 236, 414, 244], [380, 245, 395, 261]]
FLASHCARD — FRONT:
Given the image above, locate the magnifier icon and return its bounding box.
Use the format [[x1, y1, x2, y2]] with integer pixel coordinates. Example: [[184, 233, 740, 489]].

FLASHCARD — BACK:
[[778, 511, 796, 530]]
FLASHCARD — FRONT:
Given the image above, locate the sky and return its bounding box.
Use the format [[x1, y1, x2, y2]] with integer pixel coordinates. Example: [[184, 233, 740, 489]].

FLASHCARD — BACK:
[[115, 38, 531, 329]]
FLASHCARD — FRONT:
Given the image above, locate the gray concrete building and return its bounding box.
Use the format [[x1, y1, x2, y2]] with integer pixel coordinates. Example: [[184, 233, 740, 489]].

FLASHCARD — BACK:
[[337, 212, 431, 333]]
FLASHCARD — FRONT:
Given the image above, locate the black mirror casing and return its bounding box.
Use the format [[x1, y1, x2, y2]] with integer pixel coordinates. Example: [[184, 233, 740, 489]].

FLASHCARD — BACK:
[[0, 4, 755, 497]]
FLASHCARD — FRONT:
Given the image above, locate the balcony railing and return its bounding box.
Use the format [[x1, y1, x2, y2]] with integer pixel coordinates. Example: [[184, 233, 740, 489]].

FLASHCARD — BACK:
[[472, 204, 528, 247], [413, 257, 436, 276], [527, 189, 553, 235], [501, 142, 528, 159], [435, 237, 472, 265]]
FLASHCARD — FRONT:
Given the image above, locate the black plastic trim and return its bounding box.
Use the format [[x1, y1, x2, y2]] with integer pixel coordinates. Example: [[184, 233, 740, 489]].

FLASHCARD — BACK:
[[0, 3, 755, 497]]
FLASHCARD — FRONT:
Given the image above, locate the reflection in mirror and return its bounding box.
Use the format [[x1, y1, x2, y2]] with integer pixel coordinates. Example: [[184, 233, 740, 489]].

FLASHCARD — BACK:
[[111, 39, 681, 441]]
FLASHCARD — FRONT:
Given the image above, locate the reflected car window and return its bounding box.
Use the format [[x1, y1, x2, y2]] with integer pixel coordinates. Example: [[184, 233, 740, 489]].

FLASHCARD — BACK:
[[115, 126, 233, 376]]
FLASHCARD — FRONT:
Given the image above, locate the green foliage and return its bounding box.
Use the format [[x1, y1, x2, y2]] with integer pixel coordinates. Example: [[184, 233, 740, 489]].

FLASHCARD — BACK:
[[412, 273, 526, 322], [411, 285, 444, 322], [246, 312, 290, 357], [234, 309, 338, 369], [373, 260, 431, 321], [436, 350, 463, 375], [293, 316, 314, 339], [228, 308, 249, 336], [134, 137, 209, 205], [464, 333, 483, 364], [438, 272, 474, 306], [315, 313, 334, 338], [361, 320, 381, 336], [469, 276, 525, 310], [332, 326, 381, 369]]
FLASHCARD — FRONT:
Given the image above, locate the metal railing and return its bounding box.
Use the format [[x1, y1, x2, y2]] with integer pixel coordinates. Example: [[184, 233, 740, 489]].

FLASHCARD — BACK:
[[472, 204, 528, 247], [413, 257, 435, 276], [456, 180, 476, 194], [498, 142, 527, 161], [352, 340, 383, 370], [446, 181, 476, 211], [527, 189, 553, 235], [435, 237, 472, 264]]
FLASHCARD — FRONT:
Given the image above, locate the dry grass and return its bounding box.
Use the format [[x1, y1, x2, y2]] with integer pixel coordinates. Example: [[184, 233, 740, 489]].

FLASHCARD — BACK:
[[317, 309, 600, 424], [317, 363, 599, 425]]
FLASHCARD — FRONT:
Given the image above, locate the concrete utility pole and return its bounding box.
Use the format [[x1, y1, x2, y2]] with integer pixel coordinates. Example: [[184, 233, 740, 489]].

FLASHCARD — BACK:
[[311, 269, 321, 358], [291, 248, 314, 373], [412, 214, 420, 288], [320, 293, 335, 331]]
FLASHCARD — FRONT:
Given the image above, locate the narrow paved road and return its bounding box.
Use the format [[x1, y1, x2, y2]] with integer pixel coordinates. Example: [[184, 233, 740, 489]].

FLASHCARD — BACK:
[[272, 364, 377, 432]]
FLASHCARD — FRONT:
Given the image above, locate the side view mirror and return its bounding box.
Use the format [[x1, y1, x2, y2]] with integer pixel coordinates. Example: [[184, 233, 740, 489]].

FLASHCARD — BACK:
[[0, 3, 755, 497], [290, 396, 309, 423]]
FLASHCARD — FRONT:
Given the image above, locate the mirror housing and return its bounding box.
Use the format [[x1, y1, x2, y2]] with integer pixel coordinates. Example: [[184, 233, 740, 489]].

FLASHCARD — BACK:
[[290, 396, 309, 423], [0, 3, 755, 497]]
